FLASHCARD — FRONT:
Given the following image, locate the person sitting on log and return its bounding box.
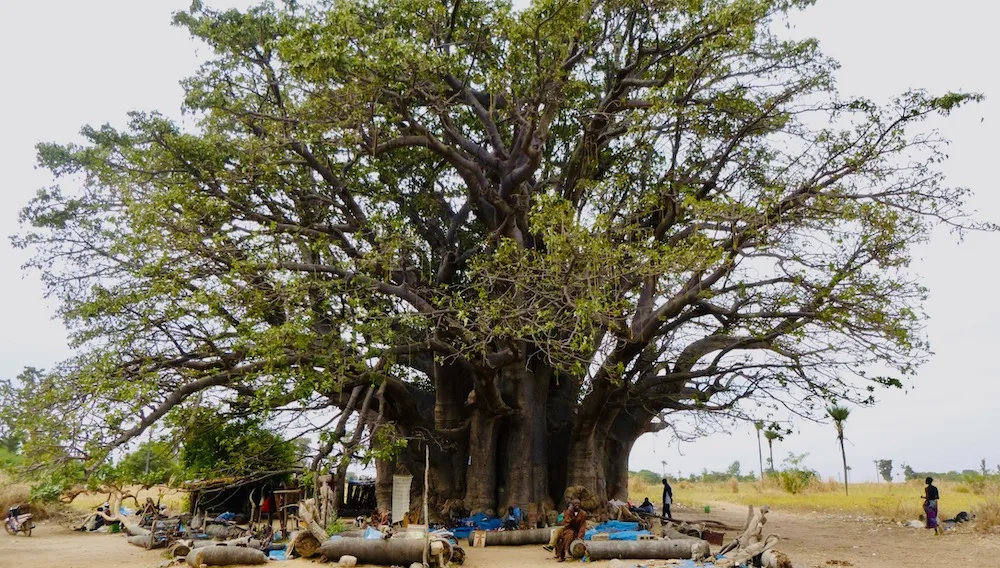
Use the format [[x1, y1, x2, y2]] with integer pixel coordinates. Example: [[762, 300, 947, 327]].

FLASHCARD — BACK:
[[637, 498, 656, 515], [555, 499, 587, 562]]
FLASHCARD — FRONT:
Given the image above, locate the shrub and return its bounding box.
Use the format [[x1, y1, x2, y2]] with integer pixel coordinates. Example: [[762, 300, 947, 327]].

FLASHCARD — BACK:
[[963, 473, 990, 495], [326, 517, 347, 535], [632, 470, 661, 486], [975, 493, 1000, 534], [778, 469, 815, 494], [0, 472, 61, 521]]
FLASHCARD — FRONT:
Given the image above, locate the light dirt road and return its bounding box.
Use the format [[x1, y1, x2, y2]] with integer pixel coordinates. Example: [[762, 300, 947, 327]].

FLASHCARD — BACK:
[[3, 502, 998, 568]]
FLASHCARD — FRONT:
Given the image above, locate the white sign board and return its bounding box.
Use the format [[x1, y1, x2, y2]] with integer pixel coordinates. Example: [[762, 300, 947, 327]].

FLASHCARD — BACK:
[[391, 474, 412, 524]]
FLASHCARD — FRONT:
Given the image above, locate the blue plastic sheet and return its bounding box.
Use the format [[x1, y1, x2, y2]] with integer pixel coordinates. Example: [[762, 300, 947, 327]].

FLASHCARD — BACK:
[[364, 526, 383, 539], [594, 521, 641, 532], [452, 526, 474, 539], [584, 520, 647, 540], [268, 549, 287, 560], [608, 530, 651, 540]]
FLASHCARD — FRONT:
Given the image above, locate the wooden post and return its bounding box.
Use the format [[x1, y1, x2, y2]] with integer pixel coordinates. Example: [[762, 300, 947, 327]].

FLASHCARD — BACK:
[[423, 444, 430, 568]]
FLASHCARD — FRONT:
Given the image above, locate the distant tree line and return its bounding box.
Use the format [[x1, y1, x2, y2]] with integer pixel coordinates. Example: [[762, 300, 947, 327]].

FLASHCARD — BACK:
[[631, 461, 757, 484]]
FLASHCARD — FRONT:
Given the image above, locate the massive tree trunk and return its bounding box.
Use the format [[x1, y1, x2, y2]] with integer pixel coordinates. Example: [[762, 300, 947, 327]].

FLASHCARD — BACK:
[[496, 363, 550, 514], [464, 409, 499, 513], [371, 359, 658, 519]]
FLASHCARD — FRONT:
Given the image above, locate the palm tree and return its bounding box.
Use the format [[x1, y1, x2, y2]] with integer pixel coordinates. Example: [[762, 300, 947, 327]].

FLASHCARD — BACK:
[[754, 421, 764, 480], [827, 405, 851, 495], [764, 429, 782, 474]]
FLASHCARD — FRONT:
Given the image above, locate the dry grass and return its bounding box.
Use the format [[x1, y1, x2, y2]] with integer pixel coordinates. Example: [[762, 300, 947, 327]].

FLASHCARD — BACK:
[[629, 477, 990, 523], [1, 471, 188, 525], [972, 488, 1000, 534], [0, 471, 69, 522], [70, 485, 188, 514]]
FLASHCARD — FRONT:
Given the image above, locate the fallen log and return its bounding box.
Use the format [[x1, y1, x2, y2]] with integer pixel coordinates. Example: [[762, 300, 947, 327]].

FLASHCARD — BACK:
[[204, 523, 244, 539], [286, 530, 321, 558], [760, 548, 793, 568], [297, 498, 331, 544], [465, 527, 555, 546], [573, 539, 711, 560], [185, 545, 268, 566], [122, 518, 149, 536], [168, 542, 192, 558], [126, 535, 165, 550], [430, 537, 454, 565], [318, 537, 426, 566], [668, 518, 743, 531], [188, 536, 264, 549]]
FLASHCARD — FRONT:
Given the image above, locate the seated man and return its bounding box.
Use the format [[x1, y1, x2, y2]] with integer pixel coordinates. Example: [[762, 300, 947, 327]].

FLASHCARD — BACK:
[[502, 506, 521, 530], [637, 497, 655, 515], [555, 500, 588, 562]]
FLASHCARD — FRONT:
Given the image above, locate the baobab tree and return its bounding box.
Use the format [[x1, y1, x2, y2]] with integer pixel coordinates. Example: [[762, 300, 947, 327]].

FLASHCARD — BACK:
[[0, 0, 984, 517]]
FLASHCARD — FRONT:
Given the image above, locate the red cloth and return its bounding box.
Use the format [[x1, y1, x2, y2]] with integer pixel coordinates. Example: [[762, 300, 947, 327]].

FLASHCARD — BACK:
[[260, 495, 275, 514]]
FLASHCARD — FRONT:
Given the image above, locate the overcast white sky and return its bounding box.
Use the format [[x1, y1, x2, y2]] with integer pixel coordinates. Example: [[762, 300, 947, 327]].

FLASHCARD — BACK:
[[0, 1, 996, 483]]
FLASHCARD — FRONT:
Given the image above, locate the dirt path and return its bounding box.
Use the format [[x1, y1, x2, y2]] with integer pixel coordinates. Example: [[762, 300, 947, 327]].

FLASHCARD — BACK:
[[700, 500, 1000, 567], [4, 505, 999, 568]]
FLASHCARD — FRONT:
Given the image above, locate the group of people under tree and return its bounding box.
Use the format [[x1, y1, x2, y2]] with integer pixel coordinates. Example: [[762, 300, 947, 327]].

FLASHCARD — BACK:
[[548, 478, 674, 561]]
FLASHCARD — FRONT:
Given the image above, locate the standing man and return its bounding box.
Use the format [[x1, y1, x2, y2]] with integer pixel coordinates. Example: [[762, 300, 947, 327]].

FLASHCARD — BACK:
[[922, 477, 941, 535], [555, 499, 587, 562], [662, 478, 674, 520]]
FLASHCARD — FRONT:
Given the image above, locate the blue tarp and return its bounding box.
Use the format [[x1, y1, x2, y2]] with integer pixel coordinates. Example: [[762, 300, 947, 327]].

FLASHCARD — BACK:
[[584, 520, 649, 540], [364, 526, 383, 539], [452, 514, 502, 539], [608, 530, 652, 540], [592, 521, 640, 533], [452, 526, 474, 539]]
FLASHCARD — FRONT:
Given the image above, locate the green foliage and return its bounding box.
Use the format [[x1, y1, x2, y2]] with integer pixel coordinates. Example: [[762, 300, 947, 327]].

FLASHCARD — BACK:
[[27, 461, 88, 503], [326, 517, 347, 535], [777, 453, 818, 494], [0, 446, 22, 471], [876, 459, 893, 483], [180, 415, 300, 479], [692, 462, 757, 483], [2, 0, 987, 495], [901, 458, 1000, 494], [116, 440, 181, 486], [826, 405, 851, 425], [631, 469, 662, 485]]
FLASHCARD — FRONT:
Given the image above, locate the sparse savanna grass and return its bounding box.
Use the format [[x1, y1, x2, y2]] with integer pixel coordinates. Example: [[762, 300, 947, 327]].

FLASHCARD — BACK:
[[628, 477, 990, 522], [1, 469, 187, 520], [70, 485, 188, 514]]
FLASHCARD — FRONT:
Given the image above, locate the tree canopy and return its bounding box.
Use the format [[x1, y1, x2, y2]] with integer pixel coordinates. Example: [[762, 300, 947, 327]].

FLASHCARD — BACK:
[[1, 0, 983, 514]]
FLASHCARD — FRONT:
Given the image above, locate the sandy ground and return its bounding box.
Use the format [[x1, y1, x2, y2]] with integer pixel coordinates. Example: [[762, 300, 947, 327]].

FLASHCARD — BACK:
[[3, 502, 999, 568]]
